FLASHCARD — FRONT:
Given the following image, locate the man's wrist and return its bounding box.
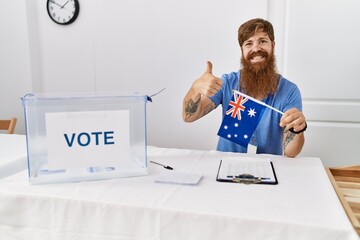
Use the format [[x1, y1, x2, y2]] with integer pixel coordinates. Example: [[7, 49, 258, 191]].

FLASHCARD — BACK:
[[289, 122, 307, 134]]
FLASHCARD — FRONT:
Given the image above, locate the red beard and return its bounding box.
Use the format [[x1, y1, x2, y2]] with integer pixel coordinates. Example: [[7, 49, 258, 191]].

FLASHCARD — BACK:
[[240, 50, 279, 99]]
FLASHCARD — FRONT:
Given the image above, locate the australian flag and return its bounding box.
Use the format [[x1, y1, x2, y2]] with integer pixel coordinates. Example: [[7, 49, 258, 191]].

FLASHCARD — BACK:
[[217, 90, 266, 147]]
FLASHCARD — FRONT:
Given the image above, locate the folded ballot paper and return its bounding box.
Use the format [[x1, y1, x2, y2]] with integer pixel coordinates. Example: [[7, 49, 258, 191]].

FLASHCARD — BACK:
[[155, 172, 202, 185]]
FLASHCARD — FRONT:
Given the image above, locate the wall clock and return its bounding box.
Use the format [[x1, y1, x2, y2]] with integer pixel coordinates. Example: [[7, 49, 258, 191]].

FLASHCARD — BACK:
[[47, 0, 80, 25]]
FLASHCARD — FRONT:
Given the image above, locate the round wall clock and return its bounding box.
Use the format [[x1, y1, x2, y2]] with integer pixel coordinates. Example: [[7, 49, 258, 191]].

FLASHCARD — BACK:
[[47, 0, 80, 25]]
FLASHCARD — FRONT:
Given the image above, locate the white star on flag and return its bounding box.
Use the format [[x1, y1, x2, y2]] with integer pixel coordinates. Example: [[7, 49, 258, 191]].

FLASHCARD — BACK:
[[248, 108, 256, 117]]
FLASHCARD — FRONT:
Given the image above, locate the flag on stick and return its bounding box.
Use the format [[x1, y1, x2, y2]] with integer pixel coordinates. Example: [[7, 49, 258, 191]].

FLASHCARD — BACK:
[[217, 90, 281, 147]]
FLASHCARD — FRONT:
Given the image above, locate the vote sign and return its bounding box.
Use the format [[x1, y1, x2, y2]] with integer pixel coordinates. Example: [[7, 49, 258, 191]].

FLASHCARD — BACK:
[[45, 110, 130, 170]]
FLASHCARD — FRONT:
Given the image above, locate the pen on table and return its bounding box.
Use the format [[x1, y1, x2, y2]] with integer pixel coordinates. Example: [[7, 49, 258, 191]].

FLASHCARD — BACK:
[[150, 161, 173, 170]]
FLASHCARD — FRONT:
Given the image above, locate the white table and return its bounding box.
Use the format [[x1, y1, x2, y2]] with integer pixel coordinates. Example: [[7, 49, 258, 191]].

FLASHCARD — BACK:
[[0, 146, 358, 240], [0, 134, 27, 178]]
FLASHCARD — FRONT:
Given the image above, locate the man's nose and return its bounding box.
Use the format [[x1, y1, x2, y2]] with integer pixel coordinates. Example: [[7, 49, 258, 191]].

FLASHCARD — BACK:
[[252, 42, 261, 52]]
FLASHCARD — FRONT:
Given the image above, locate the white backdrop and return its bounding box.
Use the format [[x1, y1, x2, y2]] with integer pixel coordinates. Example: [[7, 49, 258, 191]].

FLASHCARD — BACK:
[[1, 0, 360, 167]]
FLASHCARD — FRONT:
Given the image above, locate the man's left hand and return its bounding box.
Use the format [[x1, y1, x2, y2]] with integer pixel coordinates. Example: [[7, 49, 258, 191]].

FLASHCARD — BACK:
[[279, 108, 306, 133]]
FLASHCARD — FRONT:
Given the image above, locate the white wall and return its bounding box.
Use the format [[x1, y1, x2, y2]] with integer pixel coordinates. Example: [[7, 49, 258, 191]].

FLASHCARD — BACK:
[[1, 0, 360, 167], [0, 0, 32, 134], [282, 0, 360, 166]]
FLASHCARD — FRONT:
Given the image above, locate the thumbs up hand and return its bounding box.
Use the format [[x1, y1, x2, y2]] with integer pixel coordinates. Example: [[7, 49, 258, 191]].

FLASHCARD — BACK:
[[192, 61, 223, 97]]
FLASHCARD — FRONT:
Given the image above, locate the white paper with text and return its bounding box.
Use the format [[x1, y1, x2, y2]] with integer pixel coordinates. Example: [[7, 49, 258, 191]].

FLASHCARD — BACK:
[[217, 157, 276, 183]]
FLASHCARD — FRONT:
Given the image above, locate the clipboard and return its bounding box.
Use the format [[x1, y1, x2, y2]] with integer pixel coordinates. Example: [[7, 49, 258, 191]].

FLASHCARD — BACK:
[[216, 157, 278, 185]]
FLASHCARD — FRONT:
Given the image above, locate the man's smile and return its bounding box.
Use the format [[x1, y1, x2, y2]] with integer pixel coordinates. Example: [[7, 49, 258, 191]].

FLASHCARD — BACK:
[[250, 55, 266, 63]]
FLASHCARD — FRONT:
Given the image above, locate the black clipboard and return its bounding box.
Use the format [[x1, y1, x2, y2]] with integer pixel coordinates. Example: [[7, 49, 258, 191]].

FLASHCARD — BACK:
[[216, 158, 278, 185]]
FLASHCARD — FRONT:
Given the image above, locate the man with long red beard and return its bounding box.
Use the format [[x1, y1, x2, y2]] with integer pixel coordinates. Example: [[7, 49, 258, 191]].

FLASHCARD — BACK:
[[182, 18, 306, 157]]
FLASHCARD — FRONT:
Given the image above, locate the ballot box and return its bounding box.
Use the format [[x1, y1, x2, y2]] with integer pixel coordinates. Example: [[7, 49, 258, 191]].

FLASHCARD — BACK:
[[21, 92, 148, 184]]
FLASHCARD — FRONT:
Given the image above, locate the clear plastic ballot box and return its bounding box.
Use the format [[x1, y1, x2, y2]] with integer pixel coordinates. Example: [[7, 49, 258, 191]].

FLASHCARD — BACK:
[[21, 92, 149, 184]]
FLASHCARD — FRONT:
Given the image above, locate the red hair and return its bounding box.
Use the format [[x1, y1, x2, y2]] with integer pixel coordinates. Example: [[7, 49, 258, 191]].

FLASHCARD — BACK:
[[238, 18, 275, 47]]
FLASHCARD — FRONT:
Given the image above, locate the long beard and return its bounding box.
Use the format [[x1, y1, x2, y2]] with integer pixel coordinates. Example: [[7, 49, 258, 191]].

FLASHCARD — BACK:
[[240, 50, 278, 99]]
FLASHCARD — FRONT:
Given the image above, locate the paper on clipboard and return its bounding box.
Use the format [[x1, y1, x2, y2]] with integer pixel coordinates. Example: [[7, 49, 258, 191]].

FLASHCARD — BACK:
[[216, 157, 278, 184]]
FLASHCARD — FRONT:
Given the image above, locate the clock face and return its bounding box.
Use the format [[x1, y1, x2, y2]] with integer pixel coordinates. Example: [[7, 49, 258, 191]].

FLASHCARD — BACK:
[[47, 0, 80, 25]]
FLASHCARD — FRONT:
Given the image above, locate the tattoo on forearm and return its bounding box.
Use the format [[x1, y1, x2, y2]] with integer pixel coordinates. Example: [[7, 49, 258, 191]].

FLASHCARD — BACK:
[[283, 130, 296, 155], [203, 103, 214, 115], [184, 97, 201, 119]]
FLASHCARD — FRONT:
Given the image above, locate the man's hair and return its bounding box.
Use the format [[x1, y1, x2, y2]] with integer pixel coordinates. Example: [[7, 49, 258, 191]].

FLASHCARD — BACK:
[[238, 18, 275, 47]]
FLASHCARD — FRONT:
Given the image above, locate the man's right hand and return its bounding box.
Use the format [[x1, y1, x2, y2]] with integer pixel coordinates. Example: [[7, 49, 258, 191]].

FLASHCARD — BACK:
[[182, 61, 222, 122], [192, 61, 223, 97]]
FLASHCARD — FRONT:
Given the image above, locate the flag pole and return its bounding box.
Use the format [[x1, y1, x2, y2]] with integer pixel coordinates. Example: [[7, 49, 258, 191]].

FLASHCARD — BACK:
[[232, 89, 284, 115]]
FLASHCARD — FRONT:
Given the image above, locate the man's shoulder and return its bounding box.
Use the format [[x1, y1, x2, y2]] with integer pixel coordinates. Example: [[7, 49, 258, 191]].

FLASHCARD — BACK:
[[277, 75, 302, 105], [222, 71, 240, 80], [221, 71, 240, 86], [278, 75, 298, 89]]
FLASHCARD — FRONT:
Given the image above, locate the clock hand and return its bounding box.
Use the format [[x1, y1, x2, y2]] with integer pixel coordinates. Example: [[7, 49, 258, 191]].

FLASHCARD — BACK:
[[61, 0, 69, 9], [49, 0, 63, 8]]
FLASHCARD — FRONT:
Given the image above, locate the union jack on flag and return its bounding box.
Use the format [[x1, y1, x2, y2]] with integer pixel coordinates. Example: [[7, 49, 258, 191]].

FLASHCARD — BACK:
[[218, 91, 266, 147], [226, 92, 248, 120]]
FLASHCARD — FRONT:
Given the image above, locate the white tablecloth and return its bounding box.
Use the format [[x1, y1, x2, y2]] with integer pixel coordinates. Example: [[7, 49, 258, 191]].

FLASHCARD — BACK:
[[0, 146, 358, 240], [0, 134, 27, 178]]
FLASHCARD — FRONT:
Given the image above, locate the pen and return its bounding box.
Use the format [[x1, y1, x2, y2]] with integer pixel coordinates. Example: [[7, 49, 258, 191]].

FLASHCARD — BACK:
[[150, 160, 173, 170]]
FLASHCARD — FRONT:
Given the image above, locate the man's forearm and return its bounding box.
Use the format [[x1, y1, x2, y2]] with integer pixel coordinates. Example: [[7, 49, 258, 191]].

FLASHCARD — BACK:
[[283, 132, 305, 158], [182, 89, 214, 122], [183, 93, 201, 121]]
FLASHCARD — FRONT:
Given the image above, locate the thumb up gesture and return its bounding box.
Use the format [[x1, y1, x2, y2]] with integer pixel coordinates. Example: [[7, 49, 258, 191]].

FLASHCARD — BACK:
[[192, 61, 223, 97]]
